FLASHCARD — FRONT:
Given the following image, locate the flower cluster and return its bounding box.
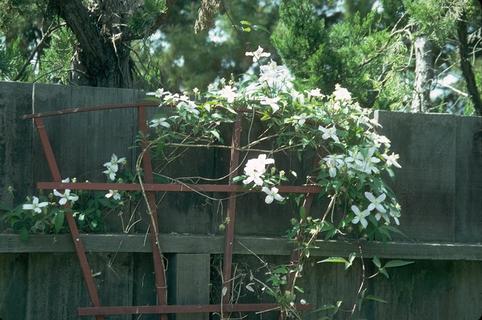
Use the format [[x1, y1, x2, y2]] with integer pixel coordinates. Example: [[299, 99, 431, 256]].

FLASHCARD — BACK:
[[147, 45, 402, 232], [241, 154, 285, 204], [103, 154, 126, 181]]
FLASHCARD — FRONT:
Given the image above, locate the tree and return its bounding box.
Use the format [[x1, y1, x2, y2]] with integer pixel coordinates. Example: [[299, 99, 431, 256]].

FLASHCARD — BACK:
[[272, 0, 409, 110], [0, 0, 279, 90], [272, 0, 482, 115], [0, 0, 169, 88]]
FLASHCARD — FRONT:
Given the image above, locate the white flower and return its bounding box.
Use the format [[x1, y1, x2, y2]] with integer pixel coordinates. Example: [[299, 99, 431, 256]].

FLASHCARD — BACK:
[[347, 148, 380, 174], [333, 84, 352, 101], [300, 299, 307, 305], [259, 61, 293, 92], [369, 132, 391, 147], [260, 96, 281, 113], [365, 192, 386, 214], [106, 154, 126, 168], [22, 196, 48, 214], [149, 118, 170, 128], [290, 90, 305, 104], [345, 149, 364, 169], [163, 92, 180, 104], [307, 88, 324, 98], [318, 125, 340, 143], [53, 189, 79, 205], [383, 152, 401, 168], [177, 100, 200, 116], [261, 186, 284, 204], [245, 46, 271, 62], [389, 208, 401, 225], [103, 166, 117, 181], [103, 154, 126, 181], [243, 154, 275, 186], [351, 205, 370, 229], [361, 147, 381, 174], [150, 88, 168, 99], [323, 154, 345, 177], [218, 85, 237, 103], [289, 114, 308, 127], [105, 190, 121, 201]]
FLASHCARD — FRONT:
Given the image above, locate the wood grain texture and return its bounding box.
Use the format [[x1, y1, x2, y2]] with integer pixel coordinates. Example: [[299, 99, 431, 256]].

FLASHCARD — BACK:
[[0, 82, 33, 214], [1, 234, 482, 261], [169, 254, 210, 320], [374, 111, 457, 242], [0, 254, 28, 320]]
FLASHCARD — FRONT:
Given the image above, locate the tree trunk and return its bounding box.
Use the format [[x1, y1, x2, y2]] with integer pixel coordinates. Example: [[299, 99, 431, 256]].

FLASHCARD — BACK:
[[49, 0, 142, 88], [457, 13, 482, 115], [411, 35, 434, 113]]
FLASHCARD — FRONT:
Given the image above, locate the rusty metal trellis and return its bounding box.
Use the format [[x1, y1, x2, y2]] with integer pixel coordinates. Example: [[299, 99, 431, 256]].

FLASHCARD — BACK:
[[23, 102, 322, 318]]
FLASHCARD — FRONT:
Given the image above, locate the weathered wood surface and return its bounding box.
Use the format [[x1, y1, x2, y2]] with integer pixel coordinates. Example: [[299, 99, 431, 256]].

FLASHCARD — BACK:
[[1, 83, 482, 320], [1, 234, 482, 261], [168, 254, 210, 320]]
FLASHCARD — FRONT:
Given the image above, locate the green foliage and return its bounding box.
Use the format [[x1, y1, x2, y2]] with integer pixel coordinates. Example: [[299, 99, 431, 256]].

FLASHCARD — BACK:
[[272, 0, 408, 110], [128, 0, 167, 36], [146, 53, 405, 317], [132, 0, 280, 91], [403, 0, 467, 43]]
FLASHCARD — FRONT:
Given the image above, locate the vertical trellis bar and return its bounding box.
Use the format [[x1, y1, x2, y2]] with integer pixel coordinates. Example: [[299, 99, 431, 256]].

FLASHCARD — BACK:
[[137, 105, 169, 320], [222, 113, 243, 305], [33, 118, 105, 320]]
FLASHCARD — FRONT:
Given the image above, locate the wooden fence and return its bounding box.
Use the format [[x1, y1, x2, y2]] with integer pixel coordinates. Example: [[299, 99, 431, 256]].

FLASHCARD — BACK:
[[0, 82, 481, 320]]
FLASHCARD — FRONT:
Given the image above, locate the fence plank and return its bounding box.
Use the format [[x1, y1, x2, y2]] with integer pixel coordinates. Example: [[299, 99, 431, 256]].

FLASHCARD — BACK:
[[26, 253, 89, 320], [168, 254, 210, 320], [0, 254, 28, 320], [455, 116, 482, 243], [0, 82, 33, 212], [1, 234, 482, 261], [374, 111, 457, 242]]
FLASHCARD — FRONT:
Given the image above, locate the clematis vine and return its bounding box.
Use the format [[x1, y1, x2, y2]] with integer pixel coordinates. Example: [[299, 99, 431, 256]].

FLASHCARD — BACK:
[[260, 96, 281, 113], [103, 154, 126, 181], [323, 154, 345, 178], [319, 125, 340, 143], [53, 189, 79, 205], [351, 205, 370, 229], [261, 186, 284, 204], [245, 46, 271, 62], [105, 190, 121, 201], [383, 152, 401, 168], [333, 84, 352, 101], [242, 154, 275, 187], [218, 85, 238, 103], [22, 196, 48, 214], [149, 118, 170, 129]]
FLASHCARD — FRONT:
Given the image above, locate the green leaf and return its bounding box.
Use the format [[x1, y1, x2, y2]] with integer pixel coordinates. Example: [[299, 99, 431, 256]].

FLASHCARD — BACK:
[[53, 211, 65, 233], [210, 130, 221, 141], [318, 257, 349, 264], [272, 266, 288, 274], [384, 260, 414, 268], [364, 295, 388, 304], [372, 256, 381, 268], [379, 267, 389, 278], [294, 285, 304, 293], [232, 175, 244, 183]]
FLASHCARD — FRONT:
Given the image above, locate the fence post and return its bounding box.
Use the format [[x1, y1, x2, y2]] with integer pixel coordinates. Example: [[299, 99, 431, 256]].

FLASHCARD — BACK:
[[169, 253, 210, 320]]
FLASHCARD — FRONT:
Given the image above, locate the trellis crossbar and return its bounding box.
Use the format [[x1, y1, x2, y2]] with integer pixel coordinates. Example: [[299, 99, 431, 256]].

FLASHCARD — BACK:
[[23, 101, 319, 319]]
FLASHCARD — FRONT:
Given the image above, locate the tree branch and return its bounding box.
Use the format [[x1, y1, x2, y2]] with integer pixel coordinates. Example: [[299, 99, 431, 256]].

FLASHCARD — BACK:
[[14, 22, 65, 81], [457, 13, 482, 115], [49, 0, 110, 71]]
